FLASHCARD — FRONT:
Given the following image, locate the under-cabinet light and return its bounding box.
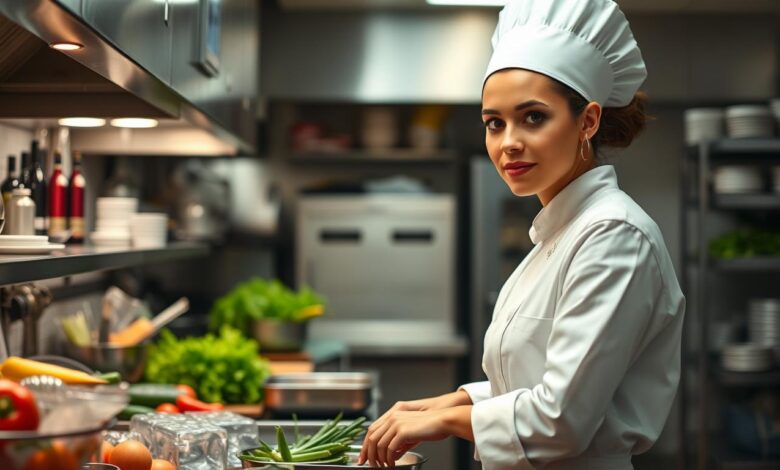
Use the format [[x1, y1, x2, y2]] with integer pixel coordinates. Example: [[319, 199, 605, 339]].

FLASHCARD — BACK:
[[110, 118, 159, 129], [58, 117, 106, 128]]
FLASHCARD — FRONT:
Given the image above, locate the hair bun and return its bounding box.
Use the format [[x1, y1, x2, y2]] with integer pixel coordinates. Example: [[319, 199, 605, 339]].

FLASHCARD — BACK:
[[595, 92, 650, 149]]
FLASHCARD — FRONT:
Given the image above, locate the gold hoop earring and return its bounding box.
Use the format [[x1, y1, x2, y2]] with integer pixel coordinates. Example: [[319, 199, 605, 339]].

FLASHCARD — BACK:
[[580, 138, 591, 161]]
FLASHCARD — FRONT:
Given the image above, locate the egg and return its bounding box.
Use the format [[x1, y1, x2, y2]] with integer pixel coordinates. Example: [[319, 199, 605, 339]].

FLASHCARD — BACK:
[[150, 459, 176, 470], [109, 440, 152, 470]]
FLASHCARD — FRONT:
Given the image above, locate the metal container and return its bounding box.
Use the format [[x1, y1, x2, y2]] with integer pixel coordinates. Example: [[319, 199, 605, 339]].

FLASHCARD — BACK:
[[6, 187, 35, 235], [65, 341, 150, 383], [251, 319, 307, 352], [240, 446, 427, 469], [264, 373, 375, 418]]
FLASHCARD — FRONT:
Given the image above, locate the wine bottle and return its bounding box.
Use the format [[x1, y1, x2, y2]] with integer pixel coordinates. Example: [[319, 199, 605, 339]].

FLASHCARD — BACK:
[[48, 152, 69, 238], [28, 142, 47, 235], [68, 151, 85, 243], [1, 155, 21, 207]]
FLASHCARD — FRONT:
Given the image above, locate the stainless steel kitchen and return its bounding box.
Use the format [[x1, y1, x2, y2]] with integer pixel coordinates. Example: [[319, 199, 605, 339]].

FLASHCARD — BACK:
[[0, 1, 778, 470]]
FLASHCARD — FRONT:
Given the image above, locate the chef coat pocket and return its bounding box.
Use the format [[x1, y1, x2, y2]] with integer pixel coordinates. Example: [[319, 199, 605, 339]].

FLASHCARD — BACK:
[[504, 313, 554, 348]]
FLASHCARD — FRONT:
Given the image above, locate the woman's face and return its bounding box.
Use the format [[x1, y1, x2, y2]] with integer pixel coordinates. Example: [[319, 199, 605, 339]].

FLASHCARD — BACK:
[[481, 69, 596, 205]]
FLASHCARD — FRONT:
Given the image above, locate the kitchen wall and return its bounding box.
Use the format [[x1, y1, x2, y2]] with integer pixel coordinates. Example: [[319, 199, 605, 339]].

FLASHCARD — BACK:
[[0, 122, 32, 179]]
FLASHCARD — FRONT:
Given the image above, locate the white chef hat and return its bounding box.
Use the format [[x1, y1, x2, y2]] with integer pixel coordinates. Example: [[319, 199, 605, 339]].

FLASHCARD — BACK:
[[484, 0, 647, 107]]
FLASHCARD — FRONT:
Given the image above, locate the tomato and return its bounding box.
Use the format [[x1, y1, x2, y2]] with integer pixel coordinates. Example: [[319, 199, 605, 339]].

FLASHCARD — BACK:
[[23, 441, 76, 470], [154, 403, 180, 414], [174, 395, 223, 412], [174, 384, 197, 399]]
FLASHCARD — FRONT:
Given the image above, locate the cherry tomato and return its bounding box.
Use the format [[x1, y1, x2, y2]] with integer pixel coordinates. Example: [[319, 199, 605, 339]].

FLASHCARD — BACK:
[[174, 384, 197, 399], [155, 403, 180, 414]]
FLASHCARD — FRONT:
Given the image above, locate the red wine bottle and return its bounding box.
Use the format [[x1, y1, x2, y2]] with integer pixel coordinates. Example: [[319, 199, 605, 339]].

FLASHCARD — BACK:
[[48, 152, 69, 238], [68, 151, 85, 243]]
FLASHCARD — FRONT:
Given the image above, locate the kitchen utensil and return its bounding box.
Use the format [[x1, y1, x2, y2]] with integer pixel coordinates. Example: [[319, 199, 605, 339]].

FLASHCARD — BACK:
[[83, 464, 120, 470], [239, 446, 427, 469], [263, 373, 375, 419], [5, 188, 35, 235], [251, 318, 307, 352], [65, 341, 150, 382], [713, 166, 763, 194], [99, 297, 111, 345], [109, 297, 189, 347]]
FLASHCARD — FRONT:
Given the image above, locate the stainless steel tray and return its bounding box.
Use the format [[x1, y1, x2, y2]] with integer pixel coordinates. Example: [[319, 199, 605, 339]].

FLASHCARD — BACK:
[[240, 446, 427, 469], [264, 373, 375, 417]]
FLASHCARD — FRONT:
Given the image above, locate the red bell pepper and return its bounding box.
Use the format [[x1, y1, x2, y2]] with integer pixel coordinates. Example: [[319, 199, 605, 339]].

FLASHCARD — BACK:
[[175, 394, 224, 412], [0, 379, 40, 431]]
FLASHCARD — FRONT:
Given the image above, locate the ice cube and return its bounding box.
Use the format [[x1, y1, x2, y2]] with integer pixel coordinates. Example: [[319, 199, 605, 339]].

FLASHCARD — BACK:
[[186, 412, 259, 467], [154, 418, 228, 470], [130, 413, 190, 454]]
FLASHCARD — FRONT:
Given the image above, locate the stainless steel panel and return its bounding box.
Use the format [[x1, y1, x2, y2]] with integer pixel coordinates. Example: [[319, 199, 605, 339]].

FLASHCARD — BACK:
[[297, 195, 455, 326], [82, 0, 172, 83], [263, 373, 375, 417], [261, 4, 494, 102], [170, 0, 258, 151], [54, 0, 81, 16]]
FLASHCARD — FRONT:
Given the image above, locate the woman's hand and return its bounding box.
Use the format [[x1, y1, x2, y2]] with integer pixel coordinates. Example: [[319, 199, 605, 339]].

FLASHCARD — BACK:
[[358, 405, 474, 467]]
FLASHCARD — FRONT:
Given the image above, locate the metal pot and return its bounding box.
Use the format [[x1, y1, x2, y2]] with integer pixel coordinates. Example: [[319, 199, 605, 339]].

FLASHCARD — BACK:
[[64, 341, 149, 383], [251, 319, 307, 352]]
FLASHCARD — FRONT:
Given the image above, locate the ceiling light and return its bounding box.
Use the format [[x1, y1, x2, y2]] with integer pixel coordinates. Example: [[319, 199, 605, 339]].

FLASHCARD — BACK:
[[427, 0, 506, 5], [49, 42, 84, 51], [110, 118, 159, 129], [58, 117, 106, 128]]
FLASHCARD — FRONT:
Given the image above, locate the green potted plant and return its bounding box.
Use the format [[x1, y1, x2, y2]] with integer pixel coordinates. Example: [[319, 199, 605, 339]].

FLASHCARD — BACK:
[[208, 278, 325, 351]]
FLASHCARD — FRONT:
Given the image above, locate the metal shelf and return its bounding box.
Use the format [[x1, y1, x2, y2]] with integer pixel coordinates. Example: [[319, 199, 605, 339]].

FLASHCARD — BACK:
[[713, 367, 780, 388], [289, 149, 456, 164], [712, 257, 780, 272], [0, 242, 210, 285], [688, 139, 780, 157], [713, 194, 780, 210]]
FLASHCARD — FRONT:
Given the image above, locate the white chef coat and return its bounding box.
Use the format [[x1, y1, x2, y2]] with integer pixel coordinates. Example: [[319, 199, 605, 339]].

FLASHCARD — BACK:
[[460, 165, 685, 470]]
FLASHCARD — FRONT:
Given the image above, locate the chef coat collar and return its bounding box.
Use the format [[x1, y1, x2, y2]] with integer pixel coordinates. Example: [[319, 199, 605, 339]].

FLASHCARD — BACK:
[[529, 165, 618, 244]]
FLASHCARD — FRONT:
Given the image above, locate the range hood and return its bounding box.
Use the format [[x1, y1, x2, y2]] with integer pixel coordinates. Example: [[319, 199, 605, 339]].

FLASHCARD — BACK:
[[0, 0, 258, 155]]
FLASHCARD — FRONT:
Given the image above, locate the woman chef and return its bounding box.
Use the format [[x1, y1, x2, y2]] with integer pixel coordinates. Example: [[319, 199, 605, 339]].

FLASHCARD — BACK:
[[359, 0, 685, 469]]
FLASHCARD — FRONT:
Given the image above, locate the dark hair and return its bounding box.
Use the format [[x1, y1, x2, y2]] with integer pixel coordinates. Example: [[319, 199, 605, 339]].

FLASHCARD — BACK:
[[552, 80, 650, 152]]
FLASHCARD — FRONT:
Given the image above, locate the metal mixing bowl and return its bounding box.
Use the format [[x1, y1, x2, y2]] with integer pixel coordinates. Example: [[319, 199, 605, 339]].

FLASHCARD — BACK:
[[251, 319, 307, 352], [65, 341, 150, 382]]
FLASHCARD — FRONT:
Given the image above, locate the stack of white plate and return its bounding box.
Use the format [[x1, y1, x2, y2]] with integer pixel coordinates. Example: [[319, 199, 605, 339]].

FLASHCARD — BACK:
[[713, 166, 763, 193], [725, 105, 775, 139], [0, 235, 65, 254], [130, 213, 168, 249], [685, 108, 725, 145], [721, 343, 775, 372], [770, 98, 780, 129], [91, 197, 138, 247], [749, 299, 780, 348]]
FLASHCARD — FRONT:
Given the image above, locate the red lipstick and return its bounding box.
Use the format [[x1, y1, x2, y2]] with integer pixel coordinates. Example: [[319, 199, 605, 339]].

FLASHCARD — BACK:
[[503, 161, 537, 177]]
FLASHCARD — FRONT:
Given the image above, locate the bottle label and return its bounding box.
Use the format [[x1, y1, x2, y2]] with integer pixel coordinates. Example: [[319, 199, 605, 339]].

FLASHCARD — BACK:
[[49, 217, 67, 235], [69, 217, 85, 238]]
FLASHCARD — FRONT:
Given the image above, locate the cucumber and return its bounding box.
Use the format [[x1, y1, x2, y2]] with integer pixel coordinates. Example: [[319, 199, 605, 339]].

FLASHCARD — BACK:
[[96, 371, 122, 384], [118, 404, 155, 420], [129, 383, 184, 407]]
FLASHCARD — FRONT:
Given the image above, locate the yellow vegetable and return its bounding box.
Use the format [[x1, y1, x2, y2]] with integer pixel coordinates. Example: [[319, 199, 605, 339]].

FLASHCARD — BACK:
[[0, 356, 107, 385], [293, 304, 324, 321]]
